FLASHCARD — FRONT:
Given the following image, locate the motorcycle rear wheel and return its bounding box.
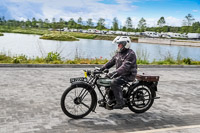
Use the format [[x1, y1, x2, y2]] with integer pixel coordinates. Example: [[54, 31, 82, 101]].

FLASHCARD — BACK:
[[127, 83, 154, 113]]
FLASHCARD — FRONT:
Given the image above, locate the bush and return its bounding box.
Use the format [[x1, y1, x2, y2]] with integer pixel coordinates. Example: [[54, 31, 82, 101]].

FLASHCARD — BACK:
[[0, 54, 12, 63], [183, 58, 192, 65], [12, 55, 28, 64], [45, 52, 62, 63]]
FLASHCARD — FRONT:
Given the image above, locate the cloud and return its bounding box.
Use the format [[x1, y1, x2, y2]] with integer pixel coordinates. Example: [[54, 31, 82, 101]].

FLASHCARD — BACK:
[[4, 0, 137, 23], [165, 16, 182, 26], [1, 0, 187, 27], [192, 10, 198, 12]]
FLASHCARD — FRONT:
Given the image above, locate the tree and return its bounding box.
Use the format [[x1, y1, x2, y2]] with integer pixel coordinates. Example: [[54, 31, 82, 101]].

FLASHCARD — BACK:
[[56, 18, 65, 33], [25, 19, 31, 28], [77, 17, 83, 25], [138, 17, 146, 32], [125, 17, 133, 31], [86, 18, 93, 27], [197, 28, 200, 33], [32, 17, 37, 28], [38, 18, 43, 28], [183, 13, 195, 26], [52, 18, 56, 29], [157, 17, 166, 27], [67, 18, 76, 28], [112, 17, 119, 31], [0, 17, 2, 25], [122, 26, 127, 31], [192, 22, 200, 33], [97, 18, 105, 30], [0, 16, 6, 25]]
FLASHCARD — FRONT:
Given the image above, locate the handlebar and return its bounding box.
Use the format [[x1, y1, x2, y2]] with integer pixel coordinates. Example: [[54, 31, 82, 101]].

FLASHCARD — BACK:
[[83, 68, 109, 76]]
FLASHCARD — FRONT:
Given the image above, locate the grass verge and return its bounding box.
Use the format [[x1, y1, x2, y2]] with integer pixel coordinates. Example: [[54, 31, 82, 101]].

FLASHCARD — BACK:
[[0, 52, 200, 65]]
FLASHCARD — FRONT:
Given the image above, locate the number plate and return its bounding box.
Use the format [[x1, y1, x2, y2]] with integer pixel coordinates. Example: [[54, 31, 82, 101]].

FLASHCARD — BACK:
[[70, 77, 87, 83]]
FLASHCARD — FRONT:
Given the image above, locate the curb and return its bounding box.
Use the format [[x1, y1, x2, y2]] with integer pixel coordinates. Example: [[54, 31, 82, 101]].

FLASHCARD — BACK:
[[0, 64, 200, 68]]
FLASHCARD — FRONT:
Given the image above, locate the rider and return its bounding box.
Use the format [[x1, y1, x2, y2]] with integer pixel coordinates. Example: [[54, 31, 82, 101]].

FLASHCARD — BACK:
[[100, 36, 137, 109]]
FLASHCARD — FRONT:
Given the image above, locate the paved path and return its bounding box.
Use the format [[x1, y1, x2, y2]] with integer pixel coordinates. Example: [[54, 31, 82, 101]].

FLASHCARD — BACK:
[[0, 68, 200, 133]]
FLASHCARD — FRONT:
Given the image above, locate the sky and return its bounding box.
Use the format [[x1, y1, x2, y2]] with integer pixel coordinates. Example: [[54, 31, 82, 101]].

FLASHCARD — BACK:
[[0, 0, 200, 28]]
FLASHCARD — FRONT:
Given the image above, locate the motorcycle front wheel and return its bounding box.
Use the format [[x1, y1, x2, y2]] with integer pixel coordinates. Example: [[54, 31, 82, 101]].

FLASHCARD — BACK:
[[61, 84, 97, 119]]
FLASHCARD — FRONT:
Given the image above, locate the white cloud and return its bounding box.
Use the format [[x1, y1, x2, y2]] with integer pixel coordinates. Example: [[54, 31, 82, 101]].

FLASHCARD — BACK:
[[165, 16, 182, 26], [4, 0, 185, 27], [6, 0, 137, 23], [115, 0, 132, 4], [192, 10, 198, 12]]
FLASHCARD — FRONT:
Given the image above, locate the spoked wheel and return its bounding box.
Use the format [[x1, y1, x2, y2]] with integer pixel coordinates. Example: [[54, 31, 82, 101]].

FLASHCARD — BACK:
[[61, 84, 97, 119], [128, 84, 154, 113]]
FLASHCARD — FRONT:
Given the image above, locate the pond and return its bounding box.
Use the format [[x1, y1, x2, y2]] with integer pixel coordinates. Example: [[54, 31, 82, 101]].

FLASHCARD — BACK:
[[0, 33, 200, 61]]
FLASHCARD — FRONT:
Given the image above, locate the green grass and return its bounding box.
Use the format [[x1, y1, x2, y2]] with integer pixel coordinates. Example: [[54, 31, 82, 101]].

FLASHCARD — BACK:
[[66, 32, 97, 39], [0, 52, 200, 65], [40, 33, 79, 41], [94, 35, 116, 41], [0, 27, 139, 41], [65, 58, 109, 64], [0, 27, 50, 35]]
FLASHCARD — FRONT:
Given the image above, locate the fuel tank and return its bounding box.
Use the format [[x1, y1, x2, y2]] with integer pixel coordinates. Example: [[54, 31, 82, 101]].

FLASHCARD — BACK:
[[96, 78, 112, 87]]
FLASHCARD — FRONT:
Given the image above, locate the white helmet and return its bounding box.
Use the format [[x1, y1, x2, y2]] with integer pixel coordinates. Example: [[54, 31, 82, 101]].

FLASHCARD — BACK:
[[112, 36, 131, 52]]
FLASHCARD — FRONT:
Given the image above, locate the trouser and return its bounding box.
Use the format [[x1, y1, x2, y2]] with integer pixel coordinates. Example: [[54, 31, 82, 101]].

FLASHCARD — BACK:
[[110, 76, 128, 105]]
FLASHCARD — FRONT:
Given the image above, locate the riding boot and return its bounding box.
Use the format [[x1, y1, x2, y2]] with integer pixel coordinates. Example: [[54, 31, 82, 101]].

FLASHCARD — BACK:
[[111, 80, 125, 109], [112, 91, 125, 109]]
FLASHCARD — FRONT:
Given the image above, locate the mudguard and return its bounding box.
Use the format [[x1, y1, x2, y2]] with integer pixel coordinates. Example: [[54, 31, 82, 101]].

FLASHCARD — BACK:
[[128, 81, 156, 98]]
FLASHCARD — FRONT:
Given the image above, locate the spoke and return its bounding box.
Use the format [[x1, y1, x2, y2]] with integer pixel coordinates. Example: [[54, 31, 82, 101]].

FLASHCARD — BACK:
[[80, 102, 90, 109], [76, 105, 79, 115], [78, 105, 85, 113], [134, 99, 150, 102], [69, 96, 74, 101], [144, 91, 148, 95], [136, 103, 146, 106]]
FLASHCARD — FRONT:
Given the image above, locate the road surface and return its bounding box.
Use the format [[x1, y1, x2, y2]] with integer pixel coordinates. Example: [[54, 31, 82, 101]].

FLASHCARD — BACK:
[[0, 67, 200, 133]]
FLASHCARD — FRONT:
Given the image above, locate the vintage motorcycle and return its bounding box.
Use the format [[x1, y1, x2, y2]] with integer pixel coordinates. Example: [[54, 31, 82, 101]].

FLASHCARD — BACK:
[[61, 67, 160, 119]]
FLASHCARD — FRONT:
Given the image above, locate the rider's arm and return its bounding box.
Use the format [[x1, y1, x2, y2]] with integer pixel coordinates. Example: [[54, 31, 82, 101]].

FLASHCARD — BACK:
[[115, 51, 137, 76], [102, 54, 116, 70]]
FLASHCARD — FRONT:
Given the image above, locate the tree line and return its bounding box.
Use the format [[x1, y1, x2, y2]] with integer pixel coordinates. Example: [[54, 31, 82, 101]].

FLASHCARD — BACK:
[[0, 13, 199, 33]]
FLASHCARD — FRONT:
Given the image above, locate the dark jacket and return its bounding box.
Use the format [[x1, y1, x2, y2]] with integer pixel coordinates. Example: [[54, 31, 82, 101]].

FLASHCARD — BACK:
[[102, 49, 137, 81]]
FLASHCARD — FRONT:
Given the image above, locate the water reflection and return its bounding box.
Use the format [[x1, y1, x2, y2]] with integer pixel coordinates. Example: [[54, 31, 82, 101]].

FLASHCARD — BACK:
[[0, 33, 200, 61]]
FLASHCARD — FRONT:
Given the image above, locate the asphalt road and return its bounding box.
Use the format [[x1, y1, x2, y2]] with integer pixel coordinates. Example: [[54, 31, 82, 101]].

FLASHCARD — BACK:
[[0, 67, 200, 133]]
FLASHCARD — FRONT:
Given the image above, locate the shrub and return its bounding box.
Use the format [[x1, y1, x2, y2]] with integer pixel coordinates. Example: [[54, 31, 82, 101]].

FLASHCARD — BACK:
[[0, 54, 12, 63], [183, 58, 192, 65], [45, 52, 61, 63], [12, 55, 28, 64]]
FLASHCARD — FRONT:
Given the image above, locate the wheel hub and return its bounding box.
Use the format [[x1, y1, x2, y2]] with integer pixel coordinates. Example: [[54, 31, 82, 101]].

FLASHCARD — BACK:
[[74, 97, 81, 105]]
